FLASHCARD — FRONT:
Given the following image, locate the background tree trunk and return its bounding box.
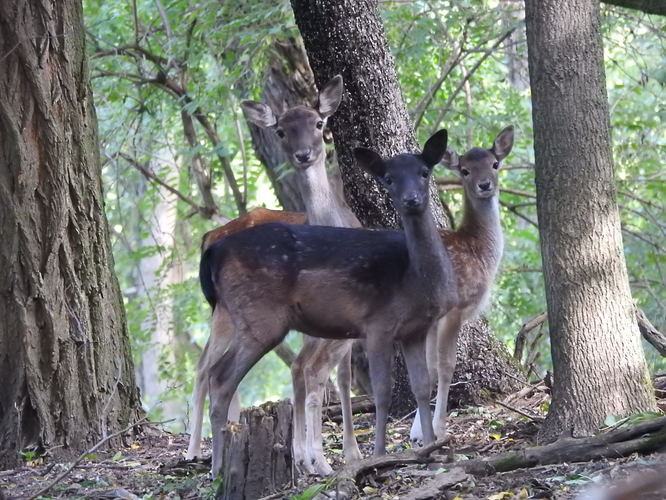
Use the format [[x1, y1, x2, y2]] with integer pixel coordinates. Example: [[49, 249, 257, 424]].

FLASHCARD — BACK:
[[525, 0, 656, 442], [0, 0, 141, 467], [290, 0, 523, 417]]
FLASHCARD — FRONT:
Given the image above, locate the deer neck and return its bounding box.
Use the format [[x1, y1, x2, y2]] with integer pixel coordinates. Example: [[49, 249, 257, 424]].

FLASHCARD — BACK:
[[402, 206, 455, 301], [297, 155, 356, 228], [459, 193, 503, 268]]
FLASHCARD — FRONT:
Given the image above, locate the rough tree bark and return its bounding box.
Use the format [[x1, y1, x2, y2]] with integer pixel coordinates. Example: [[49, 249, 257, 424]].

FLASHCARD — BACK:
[[525, 0, 656, 442], [290, 0, 523, 416], [0, 0, 141, 467]]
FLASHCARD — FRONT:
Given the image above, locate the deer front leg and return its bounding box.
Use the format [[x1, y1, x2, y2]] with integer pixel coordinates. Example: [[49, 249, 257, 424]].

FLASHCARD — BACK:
[[401, 336, 436, 446], [303, 358, 333, 476], [410, 323, 438, 445], [291, 336, 314, 475], [337, 344, 362, 463], [432, 310, 462, 440], [366, 334, 394, 456]]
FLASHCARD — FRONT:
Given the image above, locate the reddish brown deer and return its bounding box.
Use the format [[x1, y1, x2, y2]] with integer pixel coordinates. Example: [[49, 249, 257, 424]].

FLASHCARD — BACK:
[[186, 76, 363, 476], [241, 75, 363, 475], [201, 130, 456, 477], [410, 125, 514, 443]]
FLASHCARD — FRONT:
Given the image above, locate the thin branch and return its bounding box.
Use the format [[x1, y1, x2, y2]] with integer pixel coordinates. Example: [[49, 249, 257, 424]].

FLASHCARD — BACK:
[[514, 311, 548, 362], [493, 399, 544, 421], [27, 417, 150, 500], [111, 152, 228, 223], [430, 26, 518, 135], [436, 178, 537, 199], [500, 200, 539, 227], [412, 29, 467, 130]]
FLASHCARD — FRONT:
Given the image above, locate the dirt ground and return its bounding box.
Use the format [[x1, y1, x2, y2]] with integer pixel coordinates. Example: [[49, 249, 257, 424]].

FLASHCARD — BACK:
[[1, 384, 665, 499]]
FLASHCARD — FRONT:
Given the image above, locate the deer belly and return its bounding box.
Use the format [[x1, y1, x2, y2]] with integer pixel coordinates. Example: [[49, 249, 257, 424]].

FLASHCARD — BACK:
[[289, 269, 374, 339]]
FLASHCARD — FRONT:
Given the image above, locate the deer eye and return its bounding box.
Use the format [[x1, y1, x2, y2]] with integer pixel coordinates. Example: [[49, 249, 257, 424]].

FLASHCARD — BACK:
[[461, 168, 470, 176], [421, 169, 429, 178], [384, 175, 393, 185], [276, 129, 285, 138], [493, 161, 499, 169], [316, 121, 324, 130]]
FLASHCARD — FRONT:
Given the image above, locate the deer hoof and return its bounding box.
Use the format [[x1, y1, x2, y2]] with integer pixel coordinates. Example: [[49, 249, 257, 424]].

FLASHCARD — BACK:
[[344, 444, 363, 463], [308, 453, 334, 476]]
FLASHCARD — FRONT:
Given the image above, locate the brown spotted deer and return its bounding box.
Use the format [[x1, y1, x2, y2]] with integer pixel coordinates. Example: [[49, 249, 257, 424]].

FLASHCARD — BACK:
[[201, 130, 456, 477], [186, 207, 306, 463], [409, 125, 514, 444], [186, 75, 364, 476]]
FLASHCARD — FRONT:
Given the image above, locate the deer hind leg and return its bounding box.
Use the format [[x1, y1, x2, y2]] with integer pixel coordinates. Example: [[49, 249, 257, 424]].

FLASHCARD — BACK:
[[187, 306, 244, 461], [208, 306, 289, 477], [401, 335, 436, 446], [336, 343, 362, 463], [186, 338, 209, 460], [432, 309, 462, 440], [410, 322, 438, 445], [291, 335, 318, 475], [365, 332, 394, 456]]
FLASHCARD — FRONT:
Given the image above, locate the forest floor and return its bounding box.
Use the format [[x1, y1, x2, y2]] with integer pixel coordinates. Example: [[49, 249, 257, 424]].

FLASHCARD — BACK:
[[2, 383, 666, 500]]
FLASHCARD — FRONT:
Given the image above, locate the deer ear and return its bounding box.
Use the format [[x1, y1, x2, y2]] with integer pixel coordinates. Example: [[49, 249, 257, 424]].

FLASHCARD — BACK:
[[441, 149, 460, 171], [354, 147, 385, 178], [421, 129, 448, 168], [492, 125, 514, 161], [318, 75, 344, 118], [240, 100, 278, 128]]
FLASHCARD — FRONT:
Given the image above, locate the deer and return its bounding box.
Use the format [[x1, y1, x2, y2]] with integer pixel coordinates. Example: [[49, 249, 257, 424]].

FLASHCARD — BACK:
[[409, 125, 514, 444], [186, 75, 364, 476], [187, 207, 306, 464], [189, 124, 515, 475], [200, 129, 457, 477]]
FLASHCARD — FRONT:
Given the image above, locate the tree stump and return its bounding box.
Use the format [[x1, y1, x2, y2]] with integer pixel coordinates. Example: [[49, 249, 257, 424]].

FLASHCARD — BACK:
[[217, 400, 293, 500]]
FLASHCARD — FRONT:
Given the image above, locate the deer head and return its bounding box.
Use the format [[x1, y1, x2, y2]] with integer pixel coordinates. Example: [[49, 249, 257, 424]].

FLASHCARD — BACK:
[[241, 75, 344, 169], [354, 129, 448, 216], [442, 125, 514, 200]]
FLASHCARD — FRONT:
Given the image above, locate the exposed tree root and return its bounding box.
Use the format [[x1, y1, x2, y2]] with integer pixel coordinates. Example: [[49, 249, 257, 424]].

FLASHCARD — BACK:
[[317, 416, 666, 499], [458, 415, 666, 476]]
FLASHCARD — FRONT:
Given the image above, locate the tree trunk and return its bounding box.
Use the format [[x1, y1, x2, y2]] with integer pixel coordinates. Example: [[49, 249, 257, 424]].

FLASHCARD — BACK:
[[525, 0, 656, 442], [0, 0, 141, 468], [290, 0, 446, 230], [290, 0, 523, 416]]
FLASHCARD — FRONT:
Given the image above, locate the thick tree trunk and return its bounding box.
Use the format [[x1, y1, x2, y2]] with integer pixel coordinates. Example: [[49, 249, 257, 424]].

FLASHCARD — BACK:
[[290, 0, 523, 416], [290, 0, 446, 230], [525, 0, 656, 442], [0, 0, 141, 468]]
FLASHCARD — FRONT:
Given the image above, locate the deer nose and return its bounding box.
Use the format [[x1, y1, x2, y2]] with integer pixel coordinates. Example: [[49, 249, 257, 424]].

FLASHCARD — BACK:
[[478, 180, 492, 192], [294, 150, 312, 163], [402, 194, 420, 208]]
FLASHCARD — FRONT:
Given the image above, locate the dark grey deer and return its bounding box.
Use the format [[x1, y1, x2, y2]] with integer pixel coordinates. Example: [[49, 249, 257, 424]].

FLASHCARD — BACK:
[[200, 130, 457, 476]]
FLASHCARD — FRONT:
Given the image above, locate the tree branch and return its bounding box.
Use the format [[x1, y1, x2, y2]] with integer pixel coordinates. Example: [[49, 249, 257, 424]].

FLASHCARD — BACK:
[[111, 152, 228, 224], [636, 306, 666, 357], [430, 26, 518, 135], [602, 0, 666, 16]]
